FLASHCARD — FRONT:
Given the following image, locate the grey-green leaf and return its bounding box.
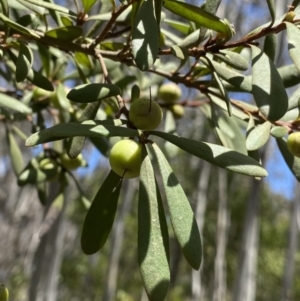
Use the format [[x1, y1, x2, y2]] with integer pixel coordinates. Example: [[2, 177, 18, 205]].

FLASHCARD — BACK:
[[285, 22, 300, 73], [270, 126, 289, 138], [148, 131, 268, 177], [214, 50, 249, 71], [246, 121, 271, 151], [82, 0, 97, 13], [138, 145, 170, 301], [81, 170, 122, 254], [132, 0, 159, 70], [67, 83, 121, 103], [25, 120, 136, 146], [251, 45, 288, 121], [151, 143, 201, 270], [266, 0, 275, 26]]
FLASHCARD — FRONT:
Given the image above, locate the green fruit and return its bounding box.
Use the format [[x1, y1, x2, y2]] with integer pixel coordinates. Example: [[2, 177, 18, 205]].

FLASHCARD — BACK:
[[129, 98, 163, 130], [158, 82, 182, 103], [39, 158, 61, 181], [0, 284, 9, 301], [32, 87, 52, 102], [59, 153, 87, 170], [109, 139, 142, 178], [287, 132, 300, 157], [170, 104, 185, 119]]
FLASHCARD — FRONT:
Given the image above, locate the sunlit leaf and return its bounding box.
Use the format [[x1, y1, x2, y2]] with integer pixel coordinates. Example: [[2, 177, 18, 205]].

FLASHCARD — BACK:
[[266, 0, 275, 26], [151, 143, 201, 270], [285, 22, 300, 73], [0, 93, 32, 114], [214, 50, 249, 71], [270, 126, 289, 138], [251, 45, 288, 121], [148, 131, 268, 177], [246, 121, 271, 151], [138, 145, 170, 301], [81, 170, 122, 254], [25, 120, 137, 146], [163, 0, 233, 37], [82, 0, 97, 13]]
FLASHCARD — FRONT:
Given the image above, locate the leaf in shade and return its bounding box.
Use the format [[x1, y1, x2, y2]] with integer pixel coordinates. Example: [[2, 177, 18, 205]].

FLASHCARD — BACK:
[[82, 0, 97, 13], [0, 93, 32, 114], [67, 101, 102, 158], [147, 131, 268, 177], [138, 145, 170, 301], [89, 136, 110, 157], [6, 128, 24, 175], [246, 121, 271, 151], [214, 50, 249, 71], [203, 0, 222, 14], [17, 0, 46, 15], [151, 143, 201, 270], [202, 57, 232, 116], [163, 18, 191, 35], [209, 60, 252, 92], [25, 120, 137, 146], [163, 0, 232, 37], [45, 26, 82, 41], [251, 45, 288, 121], [81, 170, 122, 254], [276, 137, 300, 181], [285, 22, 300, 73], [266, 0, 275, 26], [0, 12, 40, 38], [16, 42, 33, 82], [263, 34, 276, 62], [132, 0, 159, 70], [67, 83, 121, 103]]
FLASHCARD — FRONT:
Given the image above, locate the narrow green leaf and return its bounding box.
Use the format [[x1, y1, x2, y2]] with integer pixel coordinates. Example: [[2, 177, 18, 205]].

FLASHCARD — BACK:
[[251, 45, 288, 121], [81, 170, 122, 254], [148, 131, 268, 177], [67, 83, 121, 103], [177, 28, 211, 48], [277, 137, 300, 181], [203, 0, 221, 14], [18, 0, 77, 16], [214, 50, 249, 71], [16, 42, 33, 82], [89, 136, 110, 156], [67, 101, 102, 158], [132, 0, 159, 70], [288, 85, 300, 110], [0, 13, 40, 38], [0, 93, 32, 114], [163, 0, 233, 37], [0, 0, 9, 16], [164, 18, 191, 35], [139, 145, 170, 301], [36, 181, 47, 205], [6, 128, 24, 175], [266, 0, 275, 26], [25, 120, 137, 146], [82, 0, 97, 13], [151, 143, 201, 270], [164, 111, 180, 158], [17, 0, 46, 15], [45, 26, 82, 41], [203, 57, 232, 116], [285, 22, 300, 73], [74, 51, 93, 69], [263, 34, 276, 62], [246, 121, 271, 151], [131, 84, 140, 102]]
